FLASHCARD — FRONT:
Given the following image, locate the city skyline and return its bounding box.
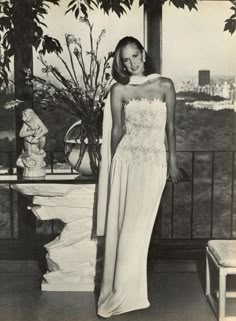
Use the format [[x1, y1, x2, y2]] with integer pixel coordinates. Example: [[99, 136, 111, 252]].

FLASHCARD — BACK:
[[162, 1, 236, 82]]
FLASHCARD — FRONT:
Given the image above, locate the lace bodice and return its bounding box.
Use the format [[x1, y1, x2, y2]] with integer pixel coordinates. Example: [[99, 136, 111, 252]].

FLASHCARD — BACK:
[[113, 98, 167, 165]]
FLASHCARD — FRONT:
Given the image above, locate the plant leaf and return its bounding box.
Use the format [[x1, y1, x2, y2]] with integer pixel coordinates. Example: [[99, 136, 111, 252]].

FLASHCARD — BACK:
[[65, 3, 77, 15], [39, 35, 63, 55], [224, 18, 236, 34], [67, 0, 77, 8], [81, 3, 88, 16], [75, 7, 80, 19]]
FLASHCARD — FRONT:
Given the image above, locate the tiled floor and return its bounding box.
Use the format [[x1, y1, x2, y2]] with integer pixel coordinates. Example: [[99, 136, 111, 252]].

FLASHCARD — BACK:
[[0, 263, 235, 321]]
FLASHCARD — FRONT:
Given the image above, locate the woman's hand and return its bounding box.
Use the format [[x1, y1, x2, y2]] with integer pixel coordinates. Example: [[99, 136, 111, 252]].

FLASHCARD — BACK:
[[168, 163, 183, 184]]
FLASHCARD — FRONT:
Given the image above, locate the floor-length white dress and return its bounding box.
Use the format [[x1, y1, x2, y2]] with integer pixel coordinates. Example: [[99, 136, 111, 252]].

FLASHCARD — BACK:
[[97, 86, 167, 318]]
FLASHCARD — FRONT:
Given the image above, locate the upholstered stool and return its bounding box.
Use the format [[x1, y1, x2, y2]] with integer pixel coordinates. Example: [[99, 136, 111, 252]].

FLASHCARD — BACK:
[[206, 240, 236, 321]]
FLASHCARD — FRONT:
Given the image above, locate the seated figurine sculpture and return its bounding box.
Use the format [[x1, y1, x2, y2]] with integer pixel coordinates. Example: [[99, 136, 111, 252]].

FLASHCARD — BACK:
[[16, 108, 48, 179]]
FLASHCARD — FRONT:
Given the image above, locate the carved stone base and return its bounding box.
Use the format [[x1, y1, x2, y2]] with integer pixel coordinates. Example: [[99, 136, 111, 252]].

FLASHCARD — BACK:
[[16, 152, 46, 179], [41, 280, 95, 291], [13, 183, 102, 292]]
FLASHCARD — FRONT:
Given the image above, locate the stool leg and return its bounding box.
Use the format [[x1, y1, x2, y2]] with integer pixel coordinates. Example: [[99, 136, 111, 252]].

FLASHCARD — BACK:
[[206, 251, 210, 296], [219, 268, 226, 321]]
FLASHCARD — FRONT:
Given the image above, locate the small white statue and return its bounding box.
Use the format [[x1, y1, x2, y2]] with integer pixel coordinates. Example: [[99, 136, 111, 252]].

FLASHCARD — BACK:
[[16, 108, 48, 179]]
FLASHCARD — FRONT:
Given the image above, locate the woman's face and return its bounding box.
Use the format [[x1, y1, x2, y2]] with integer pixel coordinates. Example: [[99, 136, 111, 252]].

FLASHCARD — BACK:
[[120, 43, 144, 76]]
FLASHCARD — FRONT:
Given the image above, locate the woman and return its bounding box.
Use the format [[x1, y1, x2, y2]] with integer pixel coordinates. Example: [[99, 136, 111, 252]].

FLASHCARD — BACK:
[[96, 36, 183, 319]]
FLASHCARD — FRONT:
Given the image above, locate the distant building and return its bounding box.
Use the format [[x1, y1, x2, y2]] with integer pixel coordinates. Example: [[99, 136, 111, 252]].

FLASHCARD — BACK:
[[198, 70, 210, 86], [222, 81, 231, 99]]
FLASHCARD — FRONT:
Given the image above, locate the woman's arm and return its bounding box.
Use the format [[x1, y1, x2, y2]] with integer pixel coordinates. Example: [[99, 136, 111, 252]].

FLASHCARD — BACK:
[[110, 83, 124, 158], [164, 78, 183, 183]]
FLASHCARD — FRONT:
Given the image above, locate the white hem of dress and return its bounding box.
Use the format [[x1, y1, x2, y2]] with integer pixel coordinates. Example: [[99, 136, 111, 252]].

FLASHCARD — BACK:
[[98, 302, 151, 318]]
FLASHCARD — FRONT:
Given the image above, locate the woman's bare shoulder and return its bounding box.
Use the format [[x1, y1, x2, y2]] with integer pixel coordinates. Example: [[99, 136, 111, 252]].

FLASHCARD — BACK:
[[153, 76, 172, 85], [150, 76, 175, 96], [158, 76, 174, 89], [110, 82, 126, 95]]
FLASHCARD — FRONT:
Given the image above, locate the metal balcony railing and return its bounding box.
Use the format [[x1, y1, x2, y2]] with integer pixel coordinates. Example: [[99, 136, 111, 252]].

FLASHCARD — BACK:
[[0, 150, 235, 242]]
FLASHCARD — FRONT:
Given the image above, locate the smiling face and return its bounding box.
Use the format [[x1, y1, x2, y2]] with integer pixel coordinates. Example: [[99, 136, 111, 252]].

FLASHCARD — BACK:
[[120, 43, 145, 77]]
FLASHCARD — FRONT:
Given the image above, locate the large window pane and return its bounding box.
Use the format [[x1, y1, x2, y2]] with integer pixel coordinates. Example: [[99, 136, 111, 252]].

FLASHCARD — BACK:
[[33, 3, 144, 159], [162, 1, 236, 238]]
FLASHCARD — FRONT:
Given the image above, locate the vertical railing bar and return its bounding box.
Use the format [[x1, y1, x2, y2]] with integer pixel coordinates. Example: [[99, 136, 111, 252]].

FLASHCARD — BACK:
[[7, 152, 14, 175], [210, 151, 215, 238], [159, 200, 163, 239], [51, 220, 54, 235], [9, 184, 15, 238], [171, 182, 174, 239], [190, 151, 195, 239], [50, 152, 54, 174], [231, 151, 235, 238]]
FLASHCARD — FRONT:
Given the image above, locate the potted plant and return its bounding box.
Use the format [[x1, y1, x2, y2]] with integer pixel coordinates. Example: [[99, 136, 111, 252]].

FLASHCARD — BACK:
[[27, 17, 113, 177]]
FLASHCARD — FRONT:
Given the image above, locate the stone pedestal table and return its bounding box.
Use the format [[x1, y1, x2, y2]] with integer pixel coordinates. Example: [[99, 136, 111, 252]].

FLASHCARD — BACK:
[[13, 183, 102, 291]]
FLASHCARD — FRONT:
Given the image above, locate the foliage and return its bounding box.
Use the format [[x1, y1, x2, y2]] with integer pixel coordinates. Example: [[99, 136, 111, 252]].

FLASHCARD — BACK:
[[0, 0, 235, 176], [1, 97, 235, 154], [65, 0, 236, 35], [28, 17, 113, 176], [0, 0, 112, 176], [0, 0, 61, 89], [224, 0, 236, 34], [175, 100, 235, 151], [1, 0, 235, 89], [177, 91, 226, 102], [66, 0, 198, 18]]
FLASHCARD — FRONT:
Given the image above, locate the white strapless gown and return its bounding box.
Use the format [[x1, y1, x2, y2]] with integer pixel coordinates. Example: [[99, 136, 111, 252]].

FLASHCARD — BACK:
[[97, 98, 167, 318]]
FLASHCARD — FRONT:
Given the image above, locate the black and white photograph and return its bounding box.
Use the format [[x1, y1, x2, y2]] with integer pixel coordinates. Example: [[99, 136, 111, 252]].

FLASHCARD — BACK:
[[0, 0, 236, 320]]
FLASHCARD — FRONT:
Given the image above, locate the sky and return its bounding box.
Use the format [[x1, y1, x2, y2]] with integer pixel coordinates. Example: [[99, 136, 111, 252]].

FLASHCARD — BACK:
[[162, 0, 236, 81], [34, 1, 144, 78], [33, 0, 236, 83]]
